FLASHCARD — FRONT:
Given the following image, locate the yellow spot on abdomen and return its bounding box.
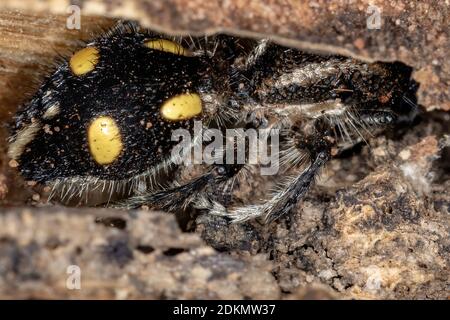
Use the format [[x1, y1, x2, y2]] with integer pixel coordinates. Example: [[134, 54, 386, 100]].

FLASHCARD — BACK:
[[88, 116, 123, 165], [160, 93, 202, 121], [70, 47, 99, 76], [144, 39, 191, 56]]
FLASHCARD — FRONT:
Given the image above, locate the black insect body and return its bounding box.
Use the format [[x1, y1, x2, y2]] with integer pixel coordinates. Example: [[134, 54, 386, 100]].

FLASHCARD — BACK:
[[8, 22, 419, 223]]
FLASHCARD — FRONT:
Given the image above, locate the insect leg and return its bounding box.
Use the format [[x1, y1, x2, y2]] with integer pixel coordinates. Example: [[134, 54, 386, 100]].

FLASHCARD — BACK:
[[203, 120, 332, 223], [112, 163, 244, 211]]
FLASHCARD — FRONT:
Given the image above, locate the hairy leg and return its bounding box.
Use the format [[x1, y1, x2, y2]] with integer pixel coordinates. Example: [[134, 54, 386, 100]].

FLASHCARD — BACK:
[[111, 162, 244, 211], [202, 118, 332, 223]]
